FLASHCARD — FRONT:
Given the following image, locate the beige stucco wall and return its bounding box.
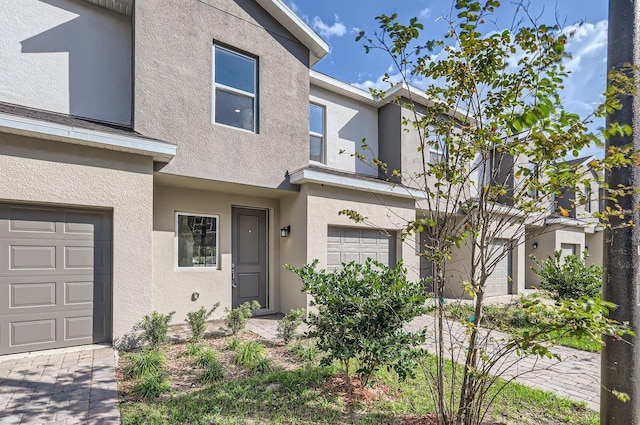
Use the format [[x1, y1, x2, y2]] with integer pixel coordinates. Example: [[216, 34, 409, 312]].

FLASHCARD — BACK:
[[0, 133, 154, 343], [152, 184, 281, 324], [585, 230, 604, 268], [134, 0, 311, 189], [279, 184, 420, 312], [279, 188, 309, 313], [525, 225, 587, 288], [306, 184, 420, 280], [443, 223, 526, 298], [310, 85, 379, 177]]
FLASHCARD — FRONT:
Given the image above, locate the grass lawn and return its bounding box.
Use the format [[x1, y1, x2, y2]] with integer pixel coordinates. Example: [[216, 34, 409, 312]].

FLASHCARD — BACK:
[[118, 331, 598, 425], [444, 301, 602, 353]]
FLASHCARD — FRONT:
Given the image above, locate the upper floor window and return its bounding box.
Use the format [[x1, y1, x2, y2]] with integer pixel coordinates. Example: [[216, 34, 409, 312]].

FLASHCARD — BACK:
[[213, 45, 257, 132], [309, 103, 325, 163]]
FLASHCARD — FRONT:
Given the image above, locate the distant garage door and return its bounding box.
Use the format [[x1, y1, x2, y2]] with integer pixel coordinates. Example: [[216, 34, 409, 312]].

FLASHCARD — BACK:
[[484, 240, 511, 297], [0, 204, 112, 355], [327, 227, 395, 271]]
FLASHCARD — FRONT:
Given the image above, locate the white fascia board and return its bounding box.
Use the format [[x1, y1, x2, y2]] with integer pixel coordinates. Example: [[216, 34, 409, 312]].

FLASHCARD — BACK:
[[545, 216, 600, 228], [310, 70, 379, 106], [255, 0, 329, 66], [0, 112, 176, 162], [289, 167, 427, 200]]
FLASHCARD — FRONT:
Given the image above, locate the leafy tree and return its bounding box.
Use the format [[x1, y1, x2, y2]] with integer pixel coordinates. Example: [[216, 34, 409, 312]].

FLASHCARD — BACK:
[[286, 259, 428, 388], [530, 250, 602, 299], [350, 1, 637, 423]]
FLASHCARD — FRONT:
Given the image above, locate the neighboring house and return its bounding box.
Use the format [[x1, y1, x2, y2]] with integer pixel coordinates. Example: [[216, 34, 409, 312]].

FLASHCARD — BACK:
[[0, 0, 552, 356], [525, 156, 604, 288]]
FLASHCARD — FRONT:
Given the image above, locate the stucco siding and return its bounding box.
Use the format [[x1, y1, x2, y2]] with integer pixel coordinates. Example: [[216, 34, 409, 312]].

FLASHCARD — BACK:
[[152, 184, 280, 324], [0, 133, 153, 343], [310, 86, 379, 177], [0, 0, 132, 125], [134, 0, 310, 189]]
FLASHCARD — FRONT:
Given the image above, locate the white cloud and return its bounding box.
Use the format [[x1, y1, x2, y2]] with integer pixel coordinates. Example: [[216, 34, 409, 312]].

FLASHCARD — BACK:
[[288, 1, 298, 13], [351, 27, 361, 34], [312, 15, 347, 38], [419, 8, 430, 18]]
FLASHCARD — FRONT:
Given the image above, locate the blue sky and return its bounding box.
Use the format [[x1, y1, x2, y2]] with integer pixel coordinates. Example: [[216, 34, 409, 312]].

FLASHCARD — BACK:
[[290, 0, 609, 157]]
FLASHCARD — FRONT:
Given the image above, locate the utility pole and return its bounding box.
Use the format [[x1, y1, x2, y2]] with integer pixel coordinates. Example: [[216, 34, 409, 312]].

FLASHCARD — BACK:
[[602, 1, 640, 423]]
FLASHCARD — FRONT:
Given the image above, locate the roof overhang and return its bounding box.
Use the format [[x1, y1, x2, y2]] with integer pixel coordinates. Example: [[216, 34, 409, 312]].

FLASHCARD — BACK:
[[310, 70, 379, 106], [289, 167, 427, 200], [0, 112, 176, 162], [255, 0, 329, 66], [82, 0, 133, 15]]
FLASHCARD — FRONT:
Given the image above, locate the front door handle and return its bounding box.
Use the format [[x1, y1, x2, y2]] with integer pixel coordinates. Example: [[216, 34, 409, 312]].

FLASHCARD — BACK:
[[231, 263, 237, 288]]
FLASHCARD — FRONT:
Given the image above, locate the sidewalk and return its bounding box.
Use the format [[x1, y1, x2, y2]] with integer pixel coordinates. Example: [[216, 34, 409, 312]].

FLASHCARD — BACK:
[[247, 314, 601, 411]]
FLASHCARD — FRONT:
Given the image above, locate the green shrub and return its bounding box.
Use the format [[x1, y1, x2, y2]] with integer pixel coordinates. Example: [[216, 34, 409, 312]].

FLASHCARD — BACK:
[[185, 303, 220, 343], [288, 341, 318, 364], [286, 258, 428, 387], [195, 349, 224, 383], [224, 301, 260, 335], [224, 336, 241, 351], [200, 360, 225, 383], [249, 356, 272, 374], [195, 348, 219, 368], [132, 372, 170, 399], [234, 341, 266, 368], [530, 251, 602, 299], [139, 311, 175, 349], [276, 309, 305, 343], [125, 350, 165, 379], [183, 342, 202, 357]]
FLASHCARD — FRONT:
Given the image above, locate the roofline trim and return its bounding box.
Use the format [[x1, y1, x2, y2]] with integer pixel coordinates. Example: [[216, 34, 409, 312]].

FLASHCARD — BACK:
[[0, 112, 176, 161], [289, 167, 426, 200], [255, 0, 329, 66]]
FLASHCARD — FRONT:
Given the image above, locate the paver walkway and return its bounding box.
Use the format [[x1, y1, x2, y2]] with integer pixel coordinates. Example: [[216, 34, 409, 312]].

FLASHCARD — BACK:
[[246, 314, 601, 411], [0, 346, 120, 424]]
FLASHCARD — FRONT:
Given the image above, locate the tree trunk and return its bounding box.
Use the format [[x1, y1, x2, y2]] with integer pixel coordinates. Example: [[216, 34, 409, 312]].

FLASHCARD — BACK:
[[602, 1, 640, 423]]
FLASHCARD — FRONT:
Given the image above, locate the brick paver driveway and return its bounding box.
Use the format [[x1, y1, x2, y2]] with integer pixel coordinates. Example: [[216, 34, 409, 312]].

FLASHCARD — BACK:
[[0, 347, 120, 424]]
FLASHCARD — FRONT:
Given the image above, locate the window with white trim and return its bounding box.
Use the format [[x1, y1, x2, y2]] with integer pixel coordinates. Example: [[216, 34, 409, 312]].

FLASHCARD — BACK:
[[309, 103, 325, 163], [213, 45, 257, 132], [176, 213, 218, 268]]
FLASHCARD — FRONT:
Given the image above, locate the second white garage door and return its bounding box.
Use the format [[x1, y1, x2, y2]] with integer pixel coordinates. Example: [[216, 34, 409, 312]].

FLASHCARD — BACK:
[[327, 227, 395, 271], [484, 240, 511, 297]]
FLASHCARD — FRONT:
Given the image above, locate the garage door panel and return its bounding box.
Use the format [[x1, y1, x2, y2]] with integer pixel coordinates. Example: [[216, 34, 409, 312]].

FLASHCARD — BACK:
[[0, 204, 112, 355], [10, 245, 57, 270], [327, 227, 396, 271], [11, 318, 56, 346], [10, 281, 57, 308]]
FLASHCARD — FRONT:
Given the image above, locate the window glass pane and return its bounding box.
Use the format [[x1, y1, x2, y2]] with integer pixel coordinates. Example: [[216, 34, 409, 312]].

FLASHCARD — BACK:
[[215, 47, 255, 93], [215, 90, 254, 131], [430, 151, 444, 164], [177, 215, 217, 268], [310, 135, 323, 162], [309, 104, 324, 135]]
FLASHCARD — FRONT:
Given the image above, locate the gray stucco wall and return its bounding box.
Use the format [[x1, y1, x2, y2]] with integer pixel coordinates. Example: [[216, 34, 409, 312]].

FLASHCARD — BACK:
[[133, 0, 311, 189], [0, 0, 132, 125]]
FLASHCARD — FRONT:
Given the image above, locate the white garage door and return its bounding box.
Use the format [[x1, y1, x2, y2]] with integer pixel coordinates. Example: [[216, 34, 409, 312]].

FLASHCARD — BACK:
[[327, 227, 395, 271], [0, 204, 112, 355], [484, 240, 511, 297]]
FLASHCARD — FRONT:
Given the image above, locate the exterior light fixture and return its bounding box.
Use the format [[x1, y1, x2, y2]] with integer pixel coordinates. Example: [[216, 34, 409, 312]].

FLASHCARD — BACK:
[[280, 225, 291, 238], [532, 242, 538, 249]]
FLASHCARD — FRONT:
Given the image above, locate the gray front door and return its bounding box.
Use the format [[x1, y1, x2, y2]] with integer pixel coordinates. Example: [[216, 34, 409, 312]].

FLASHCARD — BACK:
[[232, 207, 267, 309], [0, 203, 112, 355]]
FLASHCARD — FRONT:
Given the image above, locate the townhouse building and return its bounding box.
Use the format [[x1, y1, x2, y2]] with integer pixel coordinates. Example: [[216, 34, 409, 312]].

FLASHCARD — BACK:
[[0, 0, 592, 355]]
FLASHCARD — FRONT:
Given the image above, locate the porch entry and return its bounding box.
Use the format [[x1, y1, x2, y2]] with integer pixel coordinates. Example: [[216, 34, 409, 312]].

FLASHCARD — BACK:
[[231, 207, 268, 309]]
